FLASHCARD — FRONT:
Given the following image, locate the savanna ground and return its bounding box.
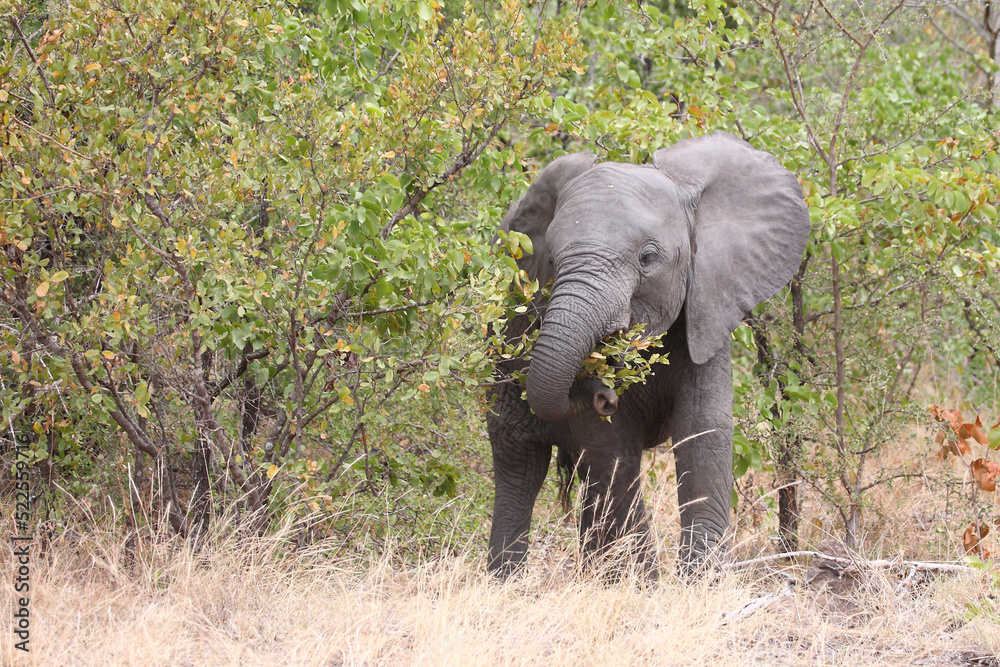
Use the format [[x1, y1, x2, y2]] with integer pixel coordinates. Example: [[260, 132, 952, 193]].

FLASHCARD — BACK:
[[4, 413, 999, 667]]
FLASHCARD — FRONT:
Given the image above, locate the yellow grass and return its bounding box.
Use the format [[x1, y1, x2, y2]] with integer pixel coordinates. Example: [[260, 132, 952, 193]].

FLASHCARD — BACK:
[[4, 398, 1000, 665], [3, 506, 998, 667]]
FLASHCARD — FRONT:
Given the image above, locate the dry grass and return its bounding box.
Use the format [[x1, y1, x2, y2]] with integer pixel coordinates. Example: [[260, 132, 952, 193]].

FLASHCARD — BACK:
[[3, 507, 998, 667], [4, 399, 999, 665]]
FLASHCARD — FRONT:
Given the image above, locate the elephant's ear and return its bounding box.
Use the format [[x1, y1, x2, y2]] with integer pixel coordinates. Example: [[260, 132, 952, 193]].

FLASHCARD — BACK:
[[500, 152, 596, 284], [654, 132, 810, 365]]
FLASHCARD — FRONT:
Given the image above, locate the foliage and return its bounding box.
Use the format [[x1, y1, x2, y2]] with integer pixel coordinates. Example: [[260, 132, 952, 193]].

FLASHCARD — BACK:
[[734, 0, 1000, 551], [930, 405, 999, 561], [1, 0, 581, 537], [581, 323, 669, 397], [2, 0, 999, 562]]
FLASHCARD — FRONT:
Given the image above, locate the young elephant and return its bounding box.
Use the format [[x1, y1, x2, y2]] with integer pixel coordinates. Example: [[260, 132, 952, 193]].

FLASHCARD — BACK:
[[487, 132, 810, 579]]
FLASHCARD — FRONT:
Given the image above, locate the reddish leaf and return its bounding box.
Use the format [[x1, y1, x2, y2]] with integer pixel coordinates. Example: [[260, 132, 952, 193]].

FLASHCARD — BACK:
[[963, 522, 991, 555], [938, 439, 970, 460], [934, 430, 946, 446], [940, 409, 963, 432], [972, 459, 1000, 492], [969, 424, 988, 445]]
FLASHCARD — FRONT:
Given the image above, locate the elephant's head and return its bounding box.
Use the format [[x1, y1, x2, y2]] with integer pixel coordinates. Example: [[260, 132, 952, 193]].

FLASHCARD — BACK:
[[500, 132, 810, 422]]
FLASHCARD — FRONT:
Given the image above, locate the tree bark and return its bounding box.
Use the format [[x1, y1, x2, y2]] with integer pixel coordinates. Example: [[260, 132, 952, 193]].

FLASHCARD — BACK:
[[988, 1, 1000, 108]]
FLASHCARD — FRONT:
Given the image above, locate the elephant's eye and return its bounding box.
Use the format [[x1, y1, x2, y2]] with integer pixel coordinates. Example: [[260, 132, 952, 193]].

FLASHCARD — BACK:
[[639, 246, 659, 267]]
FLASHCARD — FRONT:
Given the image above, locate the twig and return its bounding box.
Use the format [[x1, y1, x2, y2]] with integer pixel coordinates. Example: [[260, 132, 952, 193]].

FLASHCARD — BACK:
[[927, 15, 994, 77], [209, 349, 271, 399], [894, 564, 919, 595], [836, 97, 966, 166], [857, 470, 922, 494], [11, 116, 90, 159], [828, 0, 907, 188], [943, 2, 993, 42], [10, 17, 56, 107], [344, 300, 434, 318], [724, 550, 973, 573], [379, 121, 504, 240], [757, 0, 828, 163], [530, 0, 546, 63], [816, 0, 863, 47], [721, 586, 795, 622]]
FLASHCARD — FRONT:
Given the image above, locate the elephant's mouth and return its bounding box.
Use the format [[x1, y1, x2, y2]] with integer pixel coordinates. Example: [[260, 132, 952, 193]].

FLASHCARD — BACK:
[[568, 377, 619, 417]]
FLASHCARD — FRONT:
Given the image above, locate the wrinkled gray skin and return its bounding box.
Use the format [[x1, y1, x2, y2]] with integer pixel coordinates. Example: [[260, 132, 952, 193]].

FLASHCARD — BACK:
[[486, 132, 810, 579]]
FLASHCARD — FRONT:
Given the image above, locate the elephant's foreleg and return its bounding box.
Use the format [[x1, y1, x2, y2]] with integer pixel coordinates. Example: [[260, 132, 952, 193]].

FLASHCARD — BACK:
[[672, 429, 732, 573], [577, 449, 657, 580], [487, 392, 552, 578], [669, 354, 734, 574]]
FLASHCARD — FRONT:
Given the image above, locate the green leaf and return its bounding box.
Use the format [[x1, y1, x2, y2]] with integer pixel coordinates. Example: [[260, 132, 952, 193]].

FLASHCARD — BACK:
[[615, 60, 630, 83], [518, 234, 533, 256], [989, 428, 1000, 450]]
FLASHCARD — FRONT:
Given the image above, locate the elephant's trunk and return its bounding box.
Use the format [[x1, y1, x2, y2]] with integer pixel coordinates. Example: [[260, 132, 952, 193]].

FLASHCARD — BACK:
[[526, 288, 623, 422]]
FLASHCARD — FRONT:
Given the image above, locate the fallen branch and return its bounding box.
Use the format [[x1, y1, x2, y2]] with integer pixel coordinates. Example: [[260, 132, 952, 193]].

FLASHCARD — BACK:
[[724, 550, 974, 573], [721, 586, 794, 622]]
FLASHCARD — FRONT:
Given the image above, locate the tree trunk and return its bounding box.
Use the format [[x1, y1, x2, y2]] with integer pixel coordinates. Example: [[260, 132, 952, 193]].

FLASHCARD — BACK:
[[749, 313, 800, 554], [988, 1, 1000, 108]]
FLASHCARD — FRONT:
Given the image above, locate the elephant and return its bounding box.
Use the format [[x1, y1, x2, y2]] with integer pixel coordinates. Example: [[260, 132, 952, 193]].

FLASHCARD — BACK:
[[486, 131, 810, 580]]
